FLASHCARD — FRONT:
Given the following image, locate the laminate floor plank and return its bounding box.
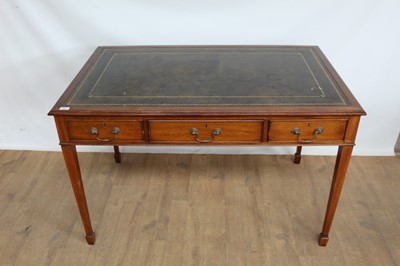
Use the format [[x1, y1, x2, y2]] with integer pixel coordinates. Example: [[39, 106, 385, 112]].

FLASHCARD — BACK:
[[0, 150, 399, 266]]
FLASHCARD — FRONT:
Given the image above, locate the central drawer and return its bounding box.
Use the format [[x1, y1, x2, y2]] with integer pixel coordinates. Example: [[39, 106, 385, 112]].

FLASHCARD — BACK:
[[149, 120, 263, 144]]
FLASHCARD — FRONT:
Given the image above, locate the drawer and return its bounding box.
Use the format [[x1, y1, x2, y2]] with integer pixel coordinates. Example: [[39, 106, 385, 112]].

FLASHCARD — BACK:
[[149, 120, 263, 143], [268, 120, 347, 143], [66, 120, 144, 143]]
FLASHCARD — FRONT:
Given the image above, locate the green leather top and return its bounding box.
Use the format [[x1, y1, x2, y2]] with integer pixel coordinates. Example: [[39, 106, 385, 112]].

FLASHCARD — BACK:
[[66, 46, 348, 106]]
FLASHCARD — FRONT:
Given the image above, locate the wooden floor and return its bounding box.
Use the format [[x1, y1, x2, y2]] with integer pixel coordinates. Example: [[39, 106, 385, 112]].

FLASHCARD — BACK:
[[0, 150, 399, 266]]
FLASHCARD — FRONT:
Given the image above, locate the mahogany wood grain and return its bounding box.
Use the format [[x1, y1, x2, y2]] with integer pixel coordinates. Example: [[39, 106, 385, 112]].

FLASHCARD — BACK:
[[268, 119, 347, 143], [344, 116, 361, 143], [149, 120, 263, 143], [319, 145, 354, 246], [66, 119, 144, 143], [60, 145, 95, 245]]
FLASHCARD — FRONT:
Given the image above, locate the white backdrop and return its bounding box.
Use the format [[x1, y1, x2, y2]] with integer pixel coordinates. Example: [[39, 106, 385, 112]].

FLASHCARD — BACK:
[[1, 0, 399, 155]]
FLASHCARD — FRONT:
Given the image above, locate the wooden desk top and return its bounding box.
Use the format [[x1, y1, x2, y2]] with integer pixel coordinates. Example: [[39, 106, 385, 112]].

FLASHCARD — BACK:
[[49, 46, 365, 116]]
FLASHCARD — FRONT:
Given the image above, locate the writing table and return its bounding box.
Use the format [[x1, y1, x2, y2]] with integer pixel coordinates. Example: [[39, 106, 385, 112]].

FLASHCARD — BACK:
[[49, 46, 366, 246]]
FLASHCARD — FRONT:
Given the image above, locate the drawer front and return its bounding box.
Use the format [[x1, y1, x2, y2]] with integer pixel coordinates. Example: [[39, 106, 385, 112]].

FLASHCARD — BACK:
[[67, 120, 144, 142], [268, 120, 347, 143], [149, 120, 263, 143]]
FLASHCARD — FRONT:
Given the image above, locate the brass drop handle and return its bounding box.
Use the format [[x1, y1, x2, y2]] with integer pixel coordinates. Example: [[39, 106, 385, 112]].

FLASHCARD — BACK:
[[89, 127, 120, 142], [190, 127, 222, 143], [291, 127, 324, 143]]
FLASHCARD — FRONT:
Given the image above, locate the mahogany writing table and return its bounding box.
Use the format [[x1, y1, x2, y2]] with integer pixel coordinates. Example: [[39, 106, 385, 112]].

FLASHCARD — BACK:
[[49, 46, 365, 246]]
